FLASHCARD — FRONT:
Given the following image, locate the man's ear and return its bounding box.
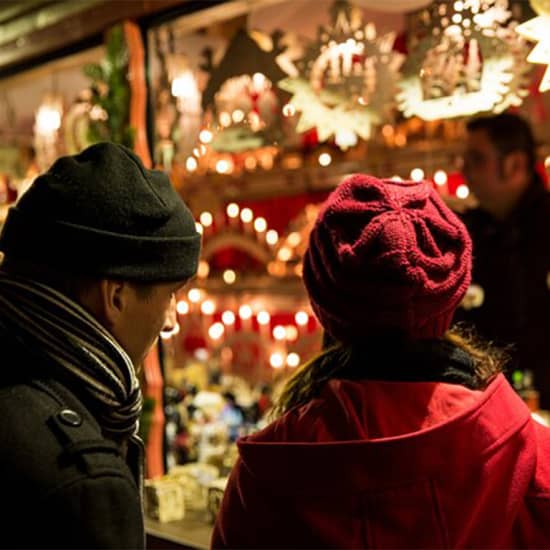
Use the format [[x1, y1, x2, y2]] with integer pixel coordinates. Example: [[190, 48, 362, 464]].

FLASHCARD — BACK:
[[97, 279, 127, 328], [503, 151, 529, 185]]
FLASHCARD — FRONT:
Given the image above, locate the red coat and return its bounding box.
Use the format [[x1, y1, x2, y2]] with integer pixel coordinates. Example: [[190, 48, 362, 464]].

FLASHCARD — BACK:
[[212, 374, 550, 548]]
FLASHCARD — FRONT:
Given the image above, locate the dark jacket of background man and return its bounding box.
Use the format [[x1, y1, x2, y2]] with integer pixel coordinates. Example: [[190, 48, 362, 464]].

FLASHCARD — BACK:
[[455, 113, 550, 409]]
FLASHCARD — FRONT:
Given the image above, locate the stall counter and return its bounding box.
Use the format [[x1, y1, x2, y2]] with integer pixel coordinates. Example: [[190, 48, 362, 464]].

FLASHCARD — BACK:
[[145, 510, 213, 550]]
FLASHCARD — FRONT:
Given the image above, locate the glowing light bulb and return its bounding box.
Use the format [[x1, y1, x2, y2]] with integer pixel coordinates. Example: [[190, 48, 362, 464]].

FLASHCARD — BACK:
[[240, 208, 253, 223], [35, 106, 61, 134], [195, 348, 209, 361], [227, 203, 239, 218], [257, 311, 270, 325], [209, 322, 225, 340], [278, 247, 292, 262], [201, 300, 215, 315], [222, 311, 235, 325], [434, 170, 448, 186], [239, 304, 253, 320], [197, 261, 210, 279], [232, 109, 245, 123], [171, 72, 197, 99], [200, 212, 213, 227], [188, 288, 202, 303], [295, 311, 309, 326], [273, 325, 286, 340], [382, 124, 394, 138], [335, 129, 357, 149], [176, 300, 189, 315], [318, 153, 332, 167], [223, 269, 236, 285], [219, 112, 231, 127], [244, 156, 257, 171], [410, 168, 425, 181], [199, 129, 213, 143], [254, 217, 267, 232], [287, 352, 300, 368], [287, 232, 301, 247], [266, 229, 278, 246], [395, 133, 407, 147], [270, 352, 284, 369], [252, 72, 266, 89], [216, 159, 231, 174], [456, 184, 470, 199], [285, 325, 298, 341]]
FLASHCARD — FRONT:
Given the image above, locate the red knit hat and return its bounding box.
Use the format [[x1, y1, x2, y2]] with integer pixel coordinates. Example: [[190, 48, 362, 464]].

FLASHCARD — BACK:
[[303, 174, 472, 341]]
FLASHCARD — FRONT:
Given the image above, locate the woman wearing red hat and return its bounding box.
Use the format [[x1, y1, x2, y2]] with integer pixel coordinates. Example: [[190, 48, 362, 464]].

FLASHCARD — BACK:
[[212, 174, 550, 548]]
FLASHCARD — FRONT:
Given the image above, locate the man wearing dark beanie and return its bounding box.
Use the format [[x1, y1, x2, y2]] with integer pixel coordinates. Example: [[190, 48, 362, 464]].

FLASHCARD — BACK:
[[0, 142, 201, 549], [212, 174, 550, 549]]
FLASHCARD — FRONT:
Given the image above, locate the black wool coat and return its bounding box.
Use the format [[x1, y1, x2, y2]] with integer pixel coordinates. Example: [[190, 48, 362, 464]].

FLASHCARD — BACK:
[[454, 178, 550, 408], [0, 329, 145, 549]]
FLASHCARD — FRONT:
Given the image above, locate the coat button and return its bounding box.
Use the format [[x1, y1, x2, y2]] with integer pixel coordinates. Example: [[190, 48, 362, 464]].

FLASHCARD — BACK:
[[58, 409, 82, 427]]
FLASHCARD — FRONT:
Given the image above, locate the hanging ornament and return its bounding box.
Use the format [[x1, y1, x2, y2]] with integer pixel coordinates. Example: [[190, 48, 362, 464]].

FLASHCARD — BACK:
[[169, 56, 202, 161], [200, 29, 287, 154], [34, 93, 64, 171], [210, 72, 279, 152], [398, 0, 531, 120], [63, 89, 96, 155], [516, 0, 550, 92], [278, 0, 403, 150]]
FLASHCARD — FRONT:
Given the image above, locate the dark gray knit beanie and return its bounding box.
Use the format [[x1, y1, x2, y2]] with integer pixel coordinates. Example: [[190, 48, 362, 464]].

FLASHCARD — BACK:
[[0, 142, 201, 282]]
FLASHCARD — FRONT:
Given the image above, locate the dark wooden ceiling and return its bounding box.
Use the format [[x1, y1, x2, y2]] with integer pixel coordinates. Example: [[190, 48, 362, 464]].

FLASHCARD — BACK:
[[0, 0, 193, 78]]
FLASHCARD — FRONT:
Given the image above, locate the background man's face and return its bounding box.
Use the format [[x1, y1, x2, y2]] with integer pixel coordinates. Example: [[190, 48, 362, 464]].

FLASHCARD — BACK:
[[462, 129, 504, 209]]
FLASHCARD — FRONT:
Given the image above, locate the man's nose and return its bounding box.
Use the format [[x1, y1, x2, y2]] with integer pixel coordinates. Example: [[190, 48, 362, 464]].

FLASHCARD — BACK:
[[162, 294, 178, 333]]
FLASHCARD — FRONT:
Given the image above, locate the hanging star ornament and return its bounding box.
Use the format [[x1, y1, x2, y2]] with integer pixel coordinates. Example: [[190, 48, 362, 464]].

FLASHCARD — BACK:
[[398, 0, 530, 120], [516, 0, 550, 92], [278, 77, 378, 142], [278, 0, 402, 149]]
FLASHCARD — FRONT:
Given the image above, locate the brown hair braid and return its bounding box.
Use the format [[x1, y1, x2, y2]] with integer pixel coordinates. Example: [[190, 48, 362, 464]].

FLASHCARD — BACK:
[[271, 327, 507, 420]]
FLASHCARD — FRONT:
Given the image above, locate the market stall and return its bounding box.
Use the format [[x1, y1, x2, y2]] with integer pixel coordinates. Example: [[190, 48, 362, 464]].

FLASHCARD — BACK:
[[138, 1, 550, 543], [2, 0, 550, 546]]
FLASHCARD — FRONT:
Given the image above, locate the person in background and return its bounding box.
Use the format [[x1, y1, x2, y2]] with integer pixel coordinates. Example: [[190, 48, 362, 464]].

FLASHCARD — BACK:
[[219, 391, 244, 442], [457, 113, 550, 409], [212, 174, 550, 548], [0, 143, 201, 548], [256, 384, 273, 420]]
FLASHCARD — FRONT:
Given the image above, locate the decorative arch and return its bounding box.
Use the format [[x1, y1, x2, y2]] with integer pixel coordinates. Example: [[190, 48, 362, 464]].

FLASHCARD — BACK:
[[202, 232, 273, 266]]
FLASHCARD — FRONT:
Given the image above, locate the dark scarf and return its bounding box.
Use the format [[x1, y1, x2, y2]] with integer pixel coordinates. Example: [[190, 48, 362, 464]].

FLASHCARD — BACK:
[[333, 337, 480, 389], [0, 271, 142, 440]]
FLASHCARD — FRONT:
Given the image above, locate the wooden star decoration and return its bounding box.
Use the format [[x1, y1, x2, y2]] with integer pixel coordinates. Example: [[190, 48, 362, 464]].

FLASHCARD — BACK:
[[201, 28, 287, 112], [398, 0, 530, 120], [278, 0, 402, 149], [516, 0, 550, 92]]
